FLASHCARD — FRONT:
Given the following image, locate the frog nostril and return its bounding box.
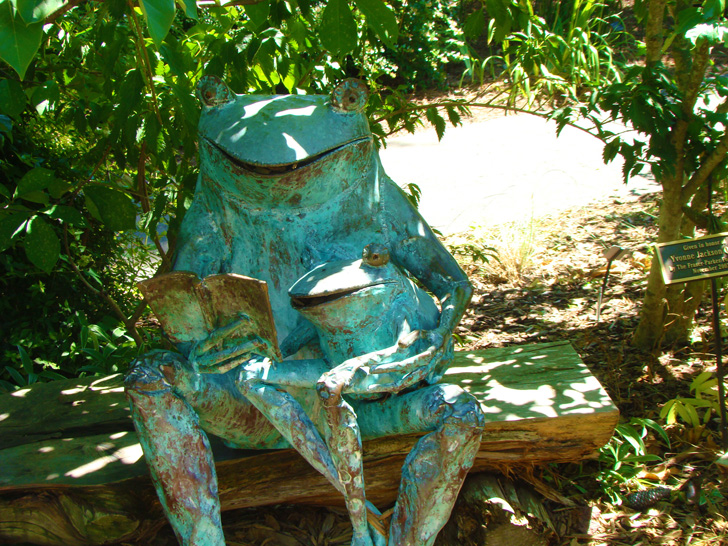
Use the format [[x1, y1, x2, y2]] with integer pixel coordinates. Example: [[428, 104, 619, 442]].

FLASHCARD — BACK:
[[362, 243, 389, 267]]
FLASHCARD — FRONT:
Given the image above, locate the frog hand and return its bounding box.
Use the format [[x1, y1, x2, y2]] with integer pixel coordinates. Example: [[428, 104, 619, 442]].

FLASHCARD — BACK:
[[189, 314, 278, 374], [351, 328, 453, 395]]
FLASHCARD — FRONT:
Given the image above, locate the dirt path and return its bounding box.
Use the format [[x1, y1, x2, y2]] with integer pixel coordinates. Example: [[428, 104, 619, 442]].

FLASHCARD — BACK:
[[379, 113, 660, 235]]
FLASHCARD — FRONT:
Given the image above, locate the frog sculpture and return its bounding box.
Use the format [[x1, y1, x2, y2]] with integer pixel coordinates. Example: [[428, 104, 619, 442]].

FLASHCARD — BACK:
[[125, 76, 485, 546]]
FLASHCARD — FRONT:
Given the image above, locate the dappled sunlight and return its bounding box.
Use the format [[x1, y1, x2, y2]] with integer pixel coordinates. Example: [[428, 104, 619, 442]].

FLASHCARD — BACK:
[[484, 381, 558, 419], [10, 387, 30, 398], [275, 105, 317, 118], [65, 442, 144, 479], [282, 132, 309, 160], [243, 96, 285, 119], [1, 373, 141, 487], [229, 126, 247, 142], [446, 341, 617, 423]]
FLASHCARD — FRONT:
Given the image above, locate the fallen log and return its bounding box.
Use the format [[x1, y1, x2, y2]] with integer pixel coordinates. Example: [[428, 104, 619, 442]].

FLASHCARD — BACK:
[[0, 341, 618, 545]]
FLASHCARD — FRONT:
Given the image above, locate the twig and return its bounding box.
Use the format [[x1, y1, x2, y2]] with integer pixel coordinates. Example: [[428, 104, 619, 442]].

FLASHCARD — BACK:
[[127, 0, 163, 126], [70, 145, 111, 200], [62, 226, 143, 346], [45, 0, 85, 23], [136, 142, 171, 269]]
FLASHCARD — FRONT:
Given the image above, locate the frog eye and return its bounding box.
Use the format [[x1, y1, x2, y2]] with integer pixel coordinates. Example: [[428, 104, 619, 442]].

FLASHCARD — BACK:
[[196, 75, 235, 107], [331, 79, 368, 113]]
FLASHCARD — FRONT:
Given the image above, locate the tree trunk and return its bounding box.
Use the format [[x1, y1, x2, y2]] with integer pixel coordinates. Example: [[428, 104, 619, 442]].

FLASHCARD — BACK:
[[663, 185, 710, 345], [632, 181, 685, 349]]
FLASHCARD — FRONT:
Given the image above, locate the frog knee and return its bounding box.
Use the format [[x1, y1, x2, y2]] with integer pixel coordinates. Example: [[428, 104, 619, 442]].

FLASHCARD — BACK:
[[428, 384, 485, 432], [316, 375, 342, 405], [125, 350, 183, 395]]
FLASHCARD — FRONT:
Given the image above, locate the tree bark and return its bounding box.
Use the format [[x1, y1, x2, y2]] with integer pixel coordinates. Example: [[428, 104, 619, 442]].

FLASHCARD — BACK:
[[663, 185, 710, 345], [633, 179, 685, 349]]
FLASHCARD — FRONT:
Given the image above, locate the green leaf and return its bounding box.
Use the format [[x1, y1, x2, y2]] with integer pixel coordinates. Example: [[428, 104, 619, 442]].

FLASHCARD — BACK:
[[0, 78, 26, 119], [245, 0, 269, 29], [703, 0, 726, 19], [0, 212, 29, 251], [40, 369, 66, 380], [46, 204, 87, 226], [354, 0, 398, 48], [426, 107, 446, 141], [47, 177, 70, 199], [175, 0, 197, 20], [24, 215, 60, 272], [464, 8, 486, 41], [0, 0, 43, 79], [16, 0, 64, 23], [17, 345, 33, 373], [115, 69, 144, 123], [15, 167, 54, 197], [5, 365, 26, 386], [319, 0, 358, 56], [631, 418, 670, 448], [685, 23, 728, 46], [84, 185, 137, 231], [445, 105, 462, 126], [139, 0, 176, 48]]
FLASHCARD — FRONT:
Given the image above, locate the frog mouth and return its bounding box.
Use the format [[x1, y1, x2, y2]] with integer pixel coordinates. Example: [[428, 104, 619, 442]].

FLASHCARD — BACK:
[[290, 281, 396, 309], [204, 137, 370, 176]]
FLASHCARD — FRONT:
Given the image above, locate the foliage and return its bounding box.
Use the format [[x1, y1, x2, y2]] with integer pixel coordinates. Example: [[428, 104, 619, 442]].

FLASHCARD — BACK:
[[462, 0, 628, 102], [660, 370, 723, 444], [384, 0, 469, 90], [0, 0, 473, 390], [596, 418, 669, 504]]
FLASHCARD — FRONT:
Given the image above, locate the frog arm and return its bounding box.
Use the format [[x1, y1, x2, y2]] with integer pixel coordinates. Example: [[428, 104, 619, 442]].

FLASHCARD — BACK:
[[382, 179, 474, 333], [278, 321, 318, 358]]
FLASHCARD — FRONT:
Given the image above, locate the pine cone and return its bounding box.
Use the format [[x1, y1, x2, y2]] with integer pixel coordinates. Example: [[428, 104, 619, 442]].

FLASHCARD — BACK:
[[623, 487, 671, 510]]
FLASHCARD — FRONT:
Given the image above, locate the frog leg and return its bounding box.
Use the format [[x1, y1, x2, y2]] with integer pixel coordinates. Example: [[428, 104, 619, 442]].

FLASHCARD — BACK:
[[236, 377, 345, 494], [316, 373, 376, 546], [356, 383, 485, 546], [125, 351, 225, 546], [125, 352, 289, 546]]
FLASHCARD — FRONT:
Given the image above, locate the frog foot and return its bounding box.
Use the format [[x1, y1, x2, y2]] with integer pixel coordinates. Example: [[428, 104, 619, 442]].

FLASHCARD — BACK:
[[366, 501, 387, 546], [368, 524, 387, 546], [351, 530, 375, 546]]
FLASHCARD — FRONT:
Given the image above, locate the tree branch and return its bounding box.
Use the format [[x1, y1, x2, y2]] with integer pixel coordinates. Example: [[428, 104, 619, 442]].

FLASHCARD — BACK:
[[375, 95, 604, 142], [674, 40, 711, 198], [127, 0, 163, 126], [682, 129, 728, 199], [46, 0, 84, 23], [136, 142, 171, 269], [645, 0, 667, 68], [45, 0, 266, 25], [196, 0, 268, 5], [69, 145, 111, 200]]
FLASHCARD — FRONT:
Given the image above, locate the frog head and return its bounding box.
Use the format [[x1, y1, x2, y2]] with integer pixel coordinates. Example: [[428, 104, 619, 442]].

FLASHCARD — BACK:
[[196, 77, 376, 209]]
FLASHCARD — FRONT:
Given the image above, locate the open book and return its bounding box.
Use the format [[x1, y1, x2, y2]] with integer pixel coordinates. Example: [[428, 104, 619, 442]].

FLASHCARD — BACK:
[[138, 271, 281, 366]]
